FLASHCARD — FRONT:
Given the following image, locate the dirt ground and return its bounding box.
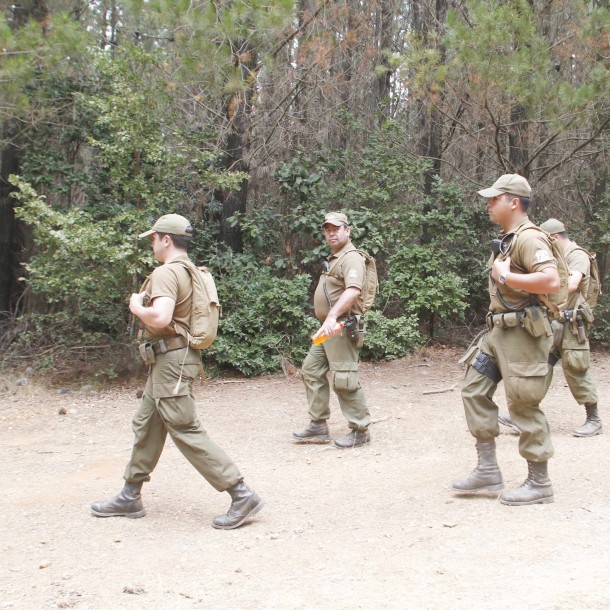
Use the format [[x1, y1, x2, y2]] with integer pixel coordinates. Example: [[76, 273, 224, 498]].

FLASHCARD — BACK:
[[1, 345, 610, 610]]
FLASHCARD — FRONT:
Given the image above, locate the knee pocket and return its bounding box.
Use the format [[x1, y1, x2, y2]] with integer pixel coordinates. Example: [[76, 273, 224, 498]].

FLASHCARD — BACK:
[[505, 361, 548, 405], [156, 394, 198, 428], [331, 362, 360, 393], [563, 349, 590, 373]]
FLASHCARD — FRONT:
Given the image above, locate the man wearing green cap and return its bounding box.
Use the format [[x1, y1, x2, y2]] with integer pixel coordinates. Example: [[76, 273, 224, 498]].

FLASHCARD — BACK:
[[452, 174, 560, 505], [91, 214, 264, 529], [499, 218, 602, 437], [292, 211, 371, 448]]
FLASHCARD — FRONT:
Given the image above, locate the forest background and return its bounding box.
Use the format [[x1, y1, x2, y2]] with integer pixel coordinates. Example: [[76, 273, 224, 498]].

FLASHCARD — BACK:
[[0, 0, 608, 380]]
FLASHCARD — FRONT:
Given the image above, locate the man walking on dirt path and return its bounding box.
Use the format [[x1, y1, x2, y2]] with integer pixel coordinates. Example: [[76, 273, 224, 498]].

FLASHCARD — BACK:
[[91, 214, 264, 529], [452, 174, 561, 505], [292, 211, 371, 449], [499, 217, 602, 438]]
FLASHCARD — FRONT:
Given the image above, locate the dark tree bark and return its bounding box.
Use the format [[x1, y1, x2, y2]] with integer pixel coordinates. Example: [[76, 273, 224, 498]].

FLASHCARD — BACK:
[[0, 1, 48, 313]]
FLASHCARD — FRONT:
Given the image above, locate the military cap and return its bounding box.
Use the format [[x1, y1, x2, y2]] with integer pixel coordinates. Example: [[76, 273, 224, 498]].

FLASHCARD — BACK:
[[478, 174, 532, 198], [139, 214, 194, 238], [322, 212, 349, 227], [540, 218, 566, 234]]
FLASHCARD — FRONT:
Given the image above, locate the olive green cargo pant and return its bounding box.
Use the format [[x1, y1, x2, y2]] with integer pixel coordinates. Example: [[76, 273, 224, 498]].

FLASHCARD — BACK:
[[546, 320, 598, 405], [124, 347, 241, 491], [461, 324, 554, 462], [301, 331, 370, 430]]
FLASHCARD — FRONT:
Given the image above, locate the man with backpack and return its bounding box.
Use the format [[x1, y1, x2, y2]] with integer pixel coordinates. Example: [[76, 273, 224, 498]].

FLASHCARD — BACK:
[[452, 174, 561, 505], [499, 218, 602, 437], [91, 214, 264, 529], [292, 212, 374, 449]]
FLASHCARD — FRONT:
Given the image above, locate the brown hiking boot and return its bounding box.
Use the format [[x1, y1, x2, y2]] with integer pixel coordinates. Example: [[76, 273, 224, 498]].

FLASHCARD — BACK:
[[573, 403, 602, 437], [333, 429, 370, 449], [91, 481, 145, 519], [452, 439, 504, 493], [212, 481, 265, 530], [292, 420, 330, 443], [499, 461, 554, 506], [498, 413, 521, 435]]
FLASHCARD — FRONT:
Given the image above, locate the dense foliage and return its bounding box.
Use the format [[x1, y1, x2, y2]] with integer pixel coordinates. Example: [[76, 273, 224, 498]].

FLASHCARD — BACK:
[[1, 1, 608, 378]]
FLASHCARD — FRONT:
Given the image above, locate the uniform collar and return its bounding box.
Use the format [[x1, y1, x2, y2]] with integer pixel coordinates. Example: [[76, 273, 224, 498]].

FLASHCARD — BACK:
[[328, 240, 355, 259]]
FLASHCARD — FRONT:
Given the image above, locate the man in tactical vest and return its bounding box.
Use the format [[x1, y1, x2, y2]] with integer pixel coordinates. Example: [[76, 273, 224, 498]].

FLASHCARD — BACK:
[[91, 214, 264, 529], [453, 175, 560, 505], [499, 218, 602, 437], [292, 211, 371, 448]]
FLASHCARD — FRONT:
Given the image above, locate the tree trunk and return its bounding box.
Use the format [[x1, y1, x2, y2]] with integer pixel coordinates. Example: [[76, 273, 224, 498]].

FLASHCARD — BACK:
[[218, 39, 257, 252], [0, 1, 49, 313]]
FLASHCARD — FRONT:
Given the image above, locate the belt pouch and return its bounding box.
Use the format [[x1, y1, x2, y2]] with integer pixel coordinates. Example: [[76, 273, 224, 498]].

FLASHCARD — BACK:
[[522, 306, 551, 337], [139, 342, 156, 365]]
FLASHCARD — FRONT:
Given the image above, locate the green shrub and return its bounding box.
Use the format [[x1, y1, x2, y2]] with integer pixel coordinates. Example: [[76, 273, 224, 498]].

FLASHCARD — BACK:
[[361, 310, 424, 361], [205, 254, 317, 376]]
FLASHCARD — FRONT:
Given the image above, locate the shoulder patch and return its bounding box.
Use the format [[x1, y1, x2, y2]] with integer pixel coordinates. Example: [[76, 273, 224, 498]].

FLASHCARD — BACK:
[[535, 249, 552, 263], [347, 268, 358, 279]]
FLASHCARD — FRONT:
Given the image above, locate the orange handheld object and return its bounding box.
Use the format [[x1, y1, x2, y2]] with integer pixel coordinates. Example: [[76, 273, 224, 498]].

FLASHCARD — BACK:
[[311, 321, 344, 345]]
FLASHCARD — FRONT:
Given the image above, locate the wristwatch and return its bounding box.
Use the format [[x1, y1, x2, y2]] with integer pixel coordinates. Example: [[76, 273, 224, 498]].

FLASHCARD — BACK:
[[498, 273, 508, 285]]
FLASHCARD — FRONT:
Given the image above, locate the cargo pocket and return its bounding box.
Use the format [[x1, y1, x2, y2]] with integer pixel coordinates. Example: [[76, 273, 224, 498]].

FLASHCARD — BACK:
[[332, 361, 360, 393], [505, 361, 549, 405], [563, 348, 590, 373]]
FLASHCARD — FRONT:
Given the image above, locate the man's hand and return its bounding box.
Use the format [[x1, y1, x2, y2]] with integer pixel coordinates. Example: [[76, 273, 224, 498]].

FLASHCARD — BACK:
[[313, 314, 338, 341], [129, 291, 147, 311], [491, 256, 511, 282]]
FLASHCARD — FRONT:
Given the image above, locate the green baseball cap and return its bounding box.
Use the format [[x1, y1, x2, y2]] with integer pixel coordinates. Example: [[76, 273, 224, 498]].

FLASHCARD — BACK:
[[540, 218, 566, 234], [138, 214, 194, 238], [322, 212, 349, 227], [478, 174, 531, 198]]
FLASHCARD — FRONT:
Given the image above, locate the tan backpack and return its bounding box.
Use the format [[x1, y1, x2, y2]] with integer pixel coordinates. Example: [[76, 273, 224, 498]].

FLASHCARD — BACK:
[[139, 259, 221, 350], [505, 224, 570, 320], [572, 247, 601, 308], [328, 249, 379, 313], [169, 259, 221, 350]]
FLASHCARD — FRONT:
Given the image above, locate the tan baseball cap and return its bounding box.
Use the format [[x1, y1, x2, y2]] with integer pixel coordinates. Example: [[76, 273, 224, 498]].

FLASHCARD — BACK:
[[138, 214, 194, 238], [322, 212, 349, 227], [540, 218, 566, 234], [477, 174, 531, 198]]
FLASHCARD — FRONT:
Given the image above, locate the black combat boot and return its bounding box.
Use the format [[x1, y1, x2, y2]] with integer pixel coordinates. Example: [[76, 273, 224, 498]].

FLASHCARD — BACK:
[[292, 420, 330, 443], [573, 403, 602, 437], [91, 481, 145, 518], [499, 461, 554, 505], [498, 413, 521, 434], [212, 481, 265, 530], [452, 439, 504, 492], [333, 428, 370, 449]]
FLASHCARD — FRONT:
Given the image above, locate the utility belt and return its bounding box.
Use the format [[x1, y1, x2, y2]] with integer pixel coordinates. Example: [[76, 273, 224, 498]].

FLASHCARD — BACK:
[[138, 335, 189, 365], [486, 305, 551, 338]]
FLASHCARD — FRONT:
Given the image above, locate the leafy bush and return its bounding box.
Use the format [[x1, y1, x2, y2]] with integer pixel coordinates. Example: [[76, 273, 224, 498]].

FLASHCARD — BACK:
[[361, 310, 424, 361], [205, 253, 317, 376]]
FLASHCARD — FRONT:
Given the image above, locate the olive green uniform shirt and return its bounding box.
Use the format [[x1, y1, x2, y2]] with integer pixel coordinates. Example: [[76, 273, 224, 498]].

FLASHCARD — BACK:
[[313, 242, 365, 320], [488, 218, 557, 313], [142, 255, 192, 340], [564, 245, 591, 310]]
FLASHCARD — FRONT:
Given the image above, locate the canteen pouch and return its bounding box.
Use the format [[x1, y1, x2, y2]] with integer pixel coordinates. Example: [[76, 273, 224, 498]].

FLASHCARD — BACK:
[[521, 306, 552, 338], [138, 342, 156, 365]]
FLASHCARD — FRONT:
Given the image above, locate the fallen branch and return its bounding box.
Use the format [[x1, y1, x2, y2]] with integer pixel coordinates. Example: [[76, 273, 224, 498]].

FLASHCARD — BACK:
[[423, 383, 457, 395]]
